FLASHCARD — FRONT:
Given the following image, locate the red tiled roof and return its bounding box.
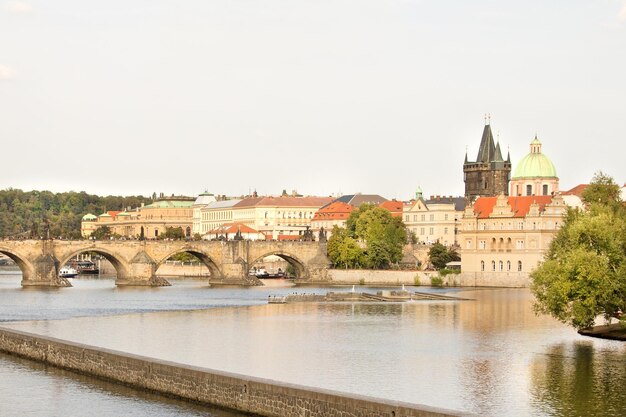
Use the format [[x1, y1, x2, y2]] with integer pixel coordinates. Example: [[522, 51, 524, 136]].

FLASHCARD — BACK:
[[234, 196, 333, 208], [562, 184, 588, 197], [208, 222, 260, 234], [379, 200, 403, 217], [473, 196, 554, 218], [108, 211, 121, 219], [312, 201, 355, 221]]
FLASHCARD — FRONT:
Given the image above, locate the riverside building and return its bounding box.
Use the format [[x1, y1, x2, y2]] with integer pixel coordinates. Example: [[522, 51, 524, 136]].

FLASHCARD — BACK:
[[80, 196, 195, 239], [403, 187, 465, 246], [199, 195, 333, 240], [458, 129, 583, 285]]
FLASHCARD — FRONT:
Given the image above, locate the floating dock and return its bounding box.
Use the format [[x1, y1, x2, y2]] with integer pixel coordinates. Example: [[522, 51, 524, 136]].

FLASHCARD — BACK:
[[269, 290, 472, 304]]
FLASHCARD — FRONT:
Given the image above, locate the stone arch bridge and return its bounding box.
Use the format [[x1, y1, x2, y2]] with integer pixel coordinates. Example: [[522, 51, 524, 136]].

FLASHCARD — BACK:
[[0, 240, 332, 287]]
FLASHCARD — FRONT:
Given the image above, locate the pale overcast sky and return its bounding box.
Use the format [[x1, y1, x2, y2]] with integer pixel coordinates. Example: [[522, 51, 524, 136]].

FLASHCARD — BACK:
[[1, 1, 625, 199]]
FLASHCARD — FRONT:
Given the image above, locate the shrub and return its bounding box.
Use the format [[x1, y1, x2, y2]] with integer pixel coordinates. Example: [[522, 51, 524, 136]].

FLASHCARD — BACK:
[[430, 275, 443, 287], [439, 268, 461, 277], [414, 274, 421, 286]]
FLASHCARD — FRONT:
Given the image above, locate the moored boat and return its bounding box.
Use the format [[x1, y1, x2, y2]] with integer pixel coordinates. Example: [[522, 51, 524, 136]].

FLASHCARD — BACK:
[[71, 260, 99, 275], [59, 267, 78, 278]]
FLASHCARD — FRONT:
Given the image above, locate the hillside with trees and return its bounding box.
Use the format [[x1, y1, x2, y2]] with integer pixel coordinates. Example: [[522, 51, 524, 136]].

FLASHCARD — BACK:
[[0, 189, 152, 239]]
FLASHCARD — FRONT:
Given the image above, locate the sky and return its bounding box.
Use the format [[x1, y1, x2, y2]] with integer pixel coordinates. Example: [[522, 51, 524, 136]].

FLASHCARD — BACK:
[[1, 0, 625, 200]]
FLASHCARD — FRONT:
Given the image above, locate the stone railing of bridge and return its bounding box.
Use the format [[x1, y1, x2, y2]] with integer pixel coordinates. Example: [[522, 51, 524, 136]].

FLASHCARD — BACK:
[[0, 240, 332, 287]]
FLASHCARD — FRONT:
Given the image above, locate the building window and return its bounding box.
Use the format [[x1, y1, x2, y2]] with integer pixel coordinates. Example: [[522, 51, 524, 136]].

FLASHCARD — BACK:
[[420, 227, 425, 235], [405, 215, 409, 222], [444, 214, 448, 221], [481, 261, 485, 271], [466, 239, 472, 249], [444, 227, 448, 235], [421, 214, 425, 221], [429, 227, 434, 235], [479, 240, 486, 249], [518, 261, 523, 272], [516, 240, 524, 249], [507, 261, 511, 271], [526, 184, 532, 196], [543, 184, 549, 195], [499, 261, 503, 271], [413, 215, 418, 222], [492, 261, 496, 271], [429, 214, 434, 221]]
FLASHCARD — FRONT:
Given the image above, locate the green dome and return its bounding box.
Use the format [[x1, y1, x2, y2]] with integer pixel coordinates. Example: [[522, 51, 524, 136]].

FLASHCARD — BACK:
[[82, 213, 97, 221], [512, 137, 557, 179]]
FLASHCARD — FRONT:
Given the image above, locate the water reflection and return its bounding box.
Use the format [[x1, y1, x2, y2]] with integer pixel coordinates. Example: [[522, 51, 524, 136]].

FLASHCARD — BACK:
[[530, 342, 626, 417]]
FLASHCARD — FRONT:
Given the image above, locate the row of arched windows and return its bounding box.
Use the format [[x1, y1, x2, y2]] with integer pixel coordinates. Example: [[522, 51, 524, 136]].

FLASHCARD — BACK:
[[480, 260, 523, 272]]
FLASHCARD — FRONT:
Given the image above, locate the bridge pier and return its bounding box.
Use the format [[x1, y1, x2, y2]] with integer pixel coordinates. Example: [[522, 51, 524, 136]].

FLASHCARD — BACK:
[[22, 253, 72, 288], [115, 251, 171, 287], [208, 261, 263, 286]]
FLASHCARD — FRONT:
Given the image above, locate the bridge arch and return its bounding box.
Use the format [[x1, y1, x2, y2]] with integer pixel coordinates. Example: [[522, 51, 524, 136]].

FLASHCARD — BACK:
[[0, 247, 34, 281], [249, 250, 308, 279], [155, 248, 223, 279], [58, 247, 129, 280]]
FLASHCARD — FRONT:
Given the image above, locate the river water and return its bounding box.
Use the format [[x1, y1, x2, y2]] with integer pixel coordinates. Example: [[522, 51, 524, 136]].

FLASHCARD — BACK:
[[0, 272, 625, 417]]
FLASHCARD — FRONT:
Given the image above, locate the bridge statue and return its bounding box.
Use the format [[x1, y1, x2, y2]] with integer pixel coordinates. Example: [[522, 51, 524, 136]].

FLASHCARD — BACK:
[[0, 239, 332, 287]]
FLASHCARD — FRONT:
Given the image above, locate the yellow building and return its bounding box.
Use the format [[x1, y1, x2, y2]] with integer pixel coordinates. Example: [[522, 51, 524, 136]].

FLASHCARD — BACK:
[[403, 188, 465, 246], [80, 197, 195, 239], [458, 194, 578, 286]]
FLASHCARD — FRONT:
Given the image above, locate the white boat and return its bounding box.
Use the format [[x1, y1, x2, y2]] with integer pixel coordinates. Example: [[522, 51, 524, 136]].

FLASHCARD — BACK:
[[59, 267, 78, 278]]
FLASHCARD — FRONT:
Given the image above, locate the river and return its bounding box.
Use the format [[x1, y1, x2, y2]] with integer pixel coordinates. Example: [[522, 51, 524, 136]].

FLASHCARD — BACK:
[[0, 271, 624, 417]]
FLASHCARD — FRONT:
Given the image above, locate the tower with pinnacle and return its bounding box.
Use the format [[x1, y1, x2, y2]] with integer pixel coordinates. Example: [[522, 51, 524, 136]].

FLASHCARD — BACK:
[[463, 118, 511, 201]]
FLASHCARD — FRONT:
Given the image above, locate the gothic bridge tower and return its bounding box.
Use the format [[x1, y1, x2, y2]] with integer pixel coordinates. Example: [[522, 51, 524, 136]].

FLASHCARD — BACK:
[[463, 118, 511, 201]]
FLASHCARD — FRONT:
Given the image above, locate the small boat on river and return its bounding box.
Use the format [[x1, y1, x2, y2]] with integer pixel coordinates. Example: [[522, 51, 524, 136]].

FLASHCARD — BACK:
[[59, 267, 78, 278]]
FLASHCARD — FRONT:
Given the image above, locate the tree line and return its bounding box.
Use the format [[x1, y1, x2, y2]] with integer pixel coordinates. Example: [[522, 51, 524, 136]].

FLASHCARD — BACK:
[[0, 188, 152, 239]]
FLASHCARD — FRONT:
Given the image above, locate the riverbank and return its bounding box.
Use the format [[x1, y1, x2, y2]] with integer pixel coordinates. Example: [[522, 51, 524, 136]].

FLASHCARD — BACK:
[[0, 326, 469, 417], [578, 323, 626, 341]]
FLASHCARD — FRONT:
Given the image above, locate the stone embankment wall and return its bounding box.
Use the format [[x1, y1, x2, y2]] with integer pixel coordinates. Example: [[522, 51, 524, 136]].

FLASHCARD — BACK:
[[328, 270, 424, 285], [325, 270, 530, 288], [0, 327, 468, 417]]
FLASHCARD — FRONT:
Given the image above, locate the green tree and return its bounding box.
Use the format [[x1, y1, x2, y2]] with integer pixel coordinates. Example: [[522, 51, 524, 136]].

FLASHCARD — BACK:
[[428, 242, 460, 270], [531, 173, 626, 330], [327, 226, 364, 269], [91, 226, 113, 240], [581, 171, 621, 208], [329, 205, 406, 269], [161, 227, 185, 240]]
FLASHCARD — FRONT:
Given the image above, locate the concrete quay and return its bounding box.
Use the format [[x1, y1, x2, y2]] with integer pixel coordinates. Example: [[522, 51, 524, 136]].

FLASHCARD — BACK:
[[0, 327, 471, 417]]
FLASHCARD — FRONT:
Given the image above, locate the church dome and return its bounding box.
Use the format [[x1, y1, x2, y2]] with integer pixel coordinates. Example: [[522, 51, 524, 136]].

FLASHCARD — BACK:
[[512, 136, 557, 179]]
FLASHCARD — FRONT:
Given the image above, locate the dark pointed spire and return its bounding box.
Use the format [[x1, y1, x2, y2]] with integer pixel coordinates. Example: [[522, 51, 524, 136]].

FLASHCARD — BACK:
[[476, 123, 496, 163], [494, 141, 504, 162]]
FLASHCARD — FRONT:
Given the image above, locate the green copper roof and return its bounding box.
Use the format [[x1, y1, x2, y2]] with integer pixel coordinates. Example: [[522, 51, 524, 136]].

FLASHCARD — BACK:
[[82, 213, 97, 220], [513, 138, 557, 179]]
